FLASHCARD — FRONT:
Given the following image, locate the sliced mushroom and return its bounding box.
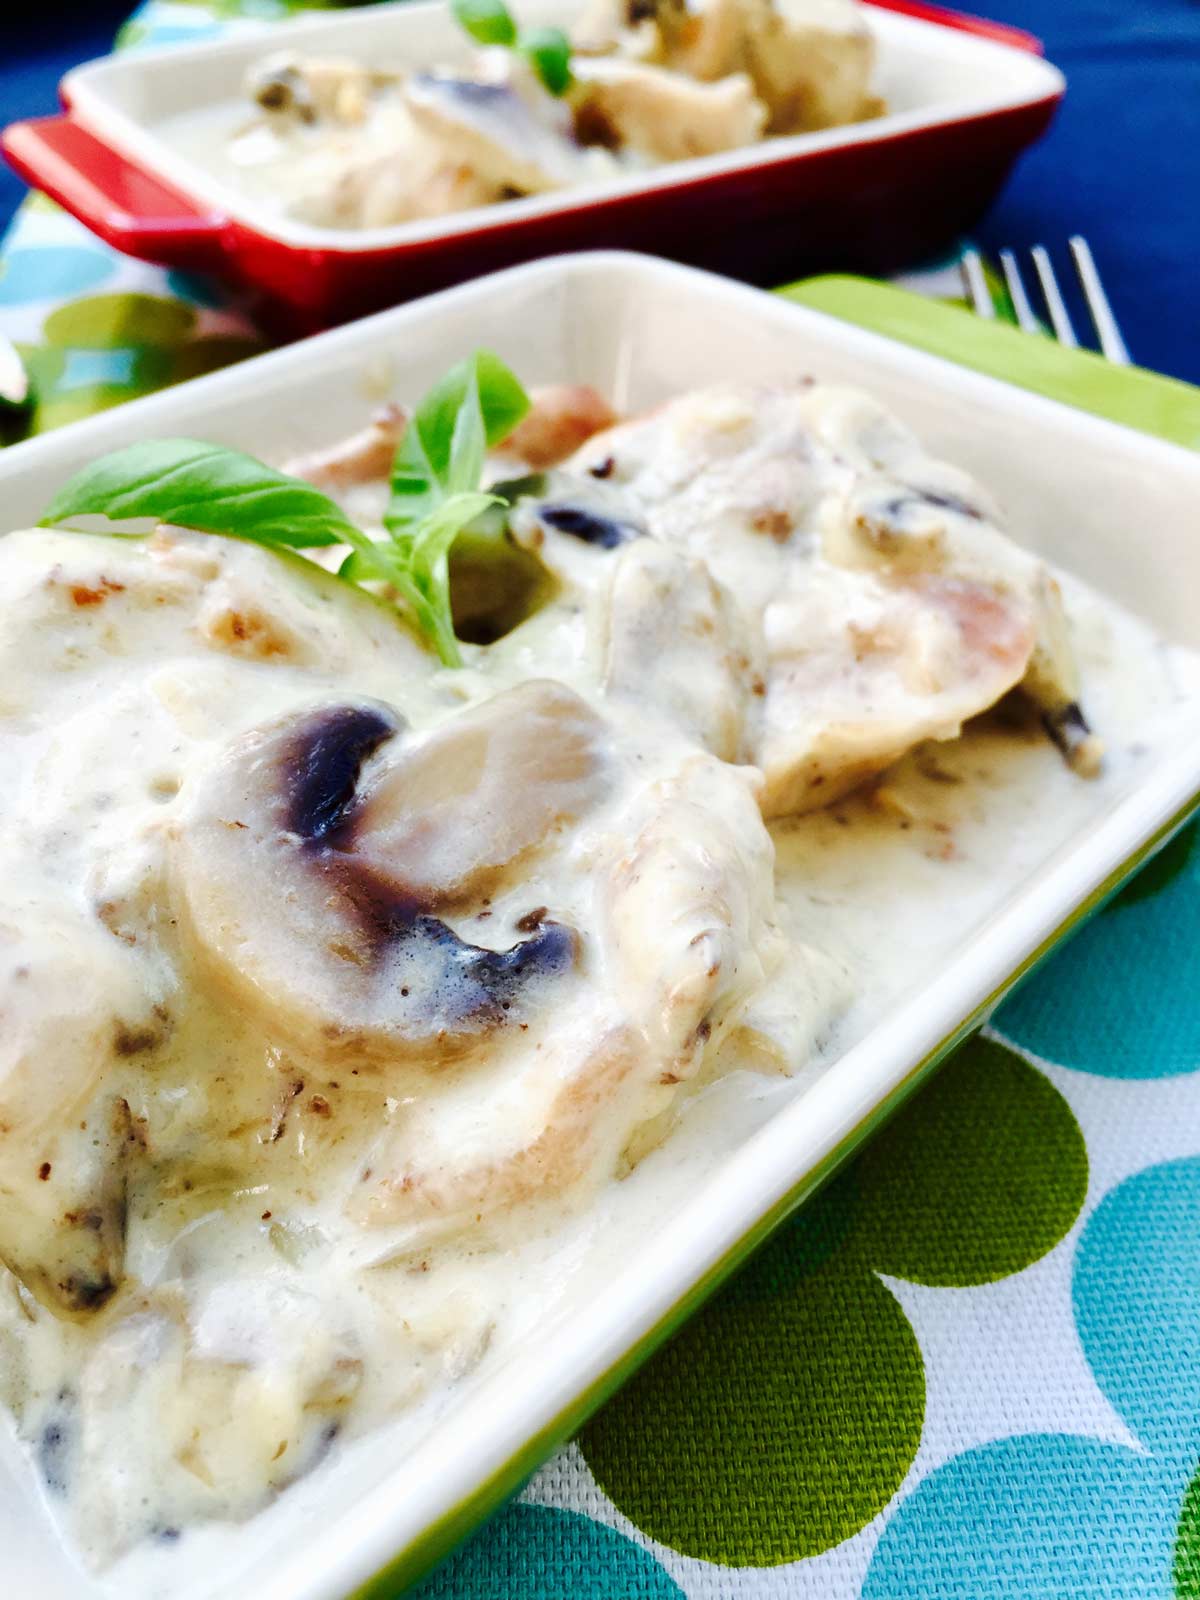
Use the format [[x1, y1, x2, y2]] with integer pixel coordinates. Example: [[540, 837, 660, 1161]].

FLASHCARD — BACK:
[[742, 0, 881, 133], [350, 679, 609, 902], [172, 683, 609, 1069], [245, 52, 394, 126], [1023, 569, 1105, 776], [402, 72, 584, 195], [348, 751, 785, 1232]]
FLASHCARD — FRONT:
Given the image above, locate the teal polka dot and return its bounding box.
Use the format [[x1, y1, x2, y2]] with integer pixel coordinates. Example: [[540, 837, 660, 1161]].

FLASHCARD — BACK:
[[863, 1434, 1178, 1600], [995, 822, 1200, 1077], [57, 348, 141, 392], [1075, 1158, 1200, 1461], [165, 269, 235, 310], [0, 249, 114, 305], [408, 1503, 684, 1599]]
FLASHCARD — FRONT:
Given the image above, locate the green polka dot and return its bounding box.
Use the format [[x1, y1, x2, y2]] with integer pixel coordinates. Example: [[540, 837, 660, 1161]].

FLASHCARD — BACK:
[[168, 335, 268, 383], [581, 1036, 1087, 1564], [851, 1035, 1089, 1286], [724, 1167, 860, 1304], [581, 1259, 923, 1564], [409, 1503, 684, 1599], [42, 293, 195, 350], [1174, 1461, 1200, 1596], [34, 383, 162, 432], [1110, 822, 1197, 911]]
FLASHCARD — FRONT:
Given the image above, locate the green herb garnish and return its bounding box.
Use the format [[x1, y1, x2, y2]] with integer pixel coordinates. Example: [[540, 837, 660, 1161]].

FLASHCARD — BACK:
[[517, 26, 573, 97], [39, 350, 532, 669], [450, 0, 573, 95], [450, 0, 518, 47]]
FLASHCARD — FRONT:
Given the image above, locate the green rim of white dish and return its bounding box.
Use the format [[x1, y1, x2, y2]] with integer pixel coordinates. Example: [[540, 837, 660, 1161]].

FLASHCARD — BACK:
[[349, 785, 1200, 1599]]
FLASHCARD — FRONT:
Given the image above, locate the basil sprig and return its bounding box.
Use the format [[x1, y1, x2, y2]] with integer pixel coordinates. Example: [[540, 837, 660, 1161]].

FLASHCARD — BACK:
[[451, 0, 573, 96], [39, 350, 532, 669]]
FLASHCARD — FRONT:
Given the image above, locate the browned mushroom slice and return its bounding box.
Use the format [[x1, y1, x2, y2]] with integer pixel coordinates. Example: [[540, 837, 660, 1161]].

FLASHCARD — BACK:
[[172, 683, 610, 1070]]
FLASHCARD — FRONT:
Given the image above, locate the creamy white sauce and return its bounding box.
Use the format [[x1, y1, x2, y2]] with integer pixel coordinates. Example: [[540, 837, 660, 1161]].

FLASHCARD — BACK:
[[0, 386, 1197, 1595], [155, 0, 881, 230]]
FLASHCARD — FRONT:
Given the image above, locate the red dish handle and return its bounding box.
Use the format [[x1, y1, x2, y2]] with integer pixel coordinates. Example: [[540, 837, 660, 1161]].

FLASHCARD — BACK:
[[862, 0, 1044, 54], [1, 114, 226, 272]]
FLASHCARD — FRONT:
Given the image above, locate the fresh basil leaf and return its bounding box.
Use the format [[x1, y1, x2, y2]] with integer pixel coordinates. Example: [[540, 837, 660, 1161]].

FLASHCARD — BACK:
[[40, 438, 359, 549], [451, 0, 517, 47], [474, 350, 532, 445], [519, 26, 573, 96], [386, 351, 530, 533], [39, 350, 538, 671], [447, 361, 488, 499]]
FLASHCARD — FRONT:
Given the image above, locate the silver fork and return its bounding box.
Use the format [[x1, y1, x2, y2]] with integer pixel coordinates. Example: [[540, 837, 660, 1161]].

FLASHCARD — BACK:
[[960, 237, 1131, 365]]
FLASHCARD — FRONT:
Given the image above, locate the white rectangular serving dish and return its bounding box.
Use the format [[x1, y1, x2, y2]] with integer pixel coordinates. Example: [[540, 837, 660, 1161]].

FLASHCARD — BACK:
[[4, 0, 1064, 325], [1, 252, 1198, 1600]]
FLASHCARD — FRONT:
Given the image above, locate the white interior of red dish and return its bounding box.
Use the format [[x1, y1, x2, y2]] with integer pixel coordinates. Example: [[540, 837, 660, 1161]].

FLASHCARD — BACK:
[[60, 0, 1065, 251], [1, 253, 1197, 1600]]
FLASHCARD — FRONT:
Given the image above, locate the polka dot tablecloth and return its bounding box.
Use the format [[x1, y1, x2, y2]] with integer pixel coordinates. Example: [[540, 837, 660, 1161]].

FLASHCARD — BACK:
[[3, 7, 1199, 1596]]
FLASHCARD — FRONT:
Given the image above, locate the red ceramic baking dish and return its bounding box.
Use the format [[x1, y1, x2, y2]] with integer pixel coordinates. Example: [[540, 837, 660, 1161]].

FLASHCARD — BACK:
[[2, 0, 1063, 331]]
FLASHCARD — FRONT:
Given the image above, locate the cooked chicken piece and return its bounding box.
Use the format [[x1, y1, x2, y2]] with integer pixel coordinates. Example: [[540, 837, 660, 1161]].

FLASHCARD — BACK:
[[602, 540, 764, 761], [282, 404, 407, 491], [0, 908, 151, 1315], [246, 52, 395, 127], [572, 0, 880, 132], [283, 111, 502, 230], [571, 57, 766, 160], [281, 385, 615, 496], [501, 385, 619, 469], [567, 382, 1099, 812], [744, 0, 882, 132]]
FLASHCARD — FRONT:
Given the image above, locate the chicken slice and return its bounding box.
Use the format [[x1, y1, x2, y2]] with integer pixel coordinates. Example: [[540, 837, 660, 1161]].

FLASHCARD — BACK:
[[601, 539, 764, 761], [500, 385, 619, 469], [570, 58, 766, 160], [567, 381, 1099, 813], [572, 0, 881, 132], [0, 907, 156, 1315]]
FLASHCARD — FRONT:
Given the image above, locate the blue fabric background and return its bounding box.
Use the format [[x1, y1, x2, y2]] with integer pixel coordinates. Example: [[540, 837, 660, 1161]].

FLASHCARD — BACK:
[[2, 0, 1196, 382]]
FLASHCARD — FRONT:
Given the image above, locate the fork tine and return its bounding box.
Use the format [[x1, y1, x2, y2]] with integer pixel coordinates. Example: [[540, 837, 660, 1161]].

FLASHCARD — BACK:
[[1030, 246, 1079, 348], [1069, 236, 1131, 365], [999, 250, 1041, 335], [961, 248, 995, 319]]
